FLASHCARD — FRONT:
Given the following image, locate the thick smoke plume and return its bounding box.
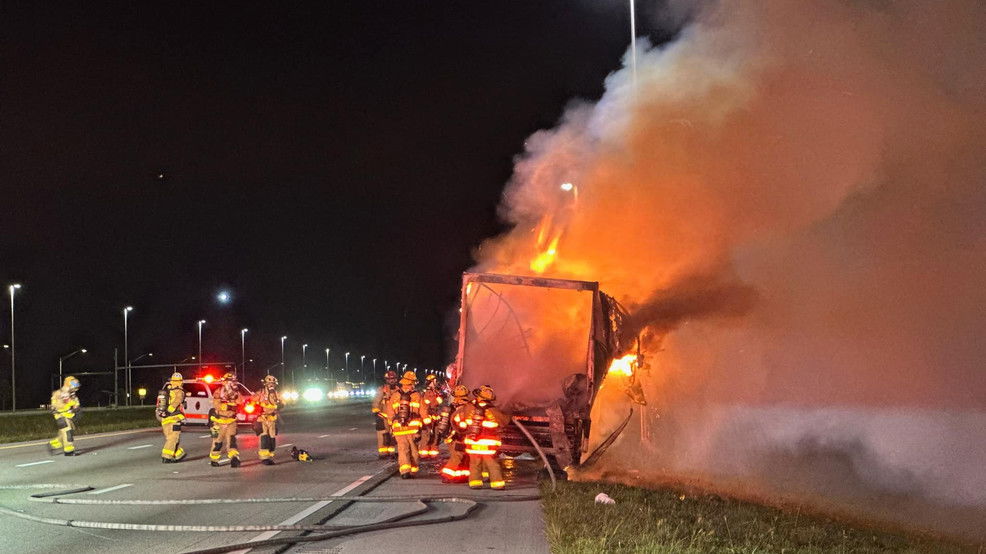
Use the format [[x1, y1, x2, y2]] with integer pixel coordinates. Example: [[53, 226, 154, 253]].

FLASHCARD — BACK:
[[473, 0, 986, 540]]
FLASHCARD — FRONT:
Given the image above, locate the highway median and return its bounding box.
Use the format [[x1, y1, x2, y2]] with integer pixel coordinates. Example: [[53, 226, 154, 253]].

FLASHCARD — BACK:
[[0, 406, 159, 445]]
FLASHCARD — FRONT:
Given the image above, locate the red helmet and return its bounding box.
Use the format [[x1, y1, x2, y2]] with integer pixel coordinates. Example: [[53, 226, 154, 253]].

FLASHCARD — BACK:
[[384, 370, 398, 384]]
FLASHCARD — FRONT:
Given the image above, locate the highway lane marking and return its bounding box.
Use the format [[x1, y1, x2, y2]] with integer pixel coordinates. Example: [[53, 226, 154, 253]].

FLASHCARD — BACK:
[[126, 444, 153, 450], [349, 427, 358, 431], [234, 474, 375, 553], [276, 443, 293, 448], [88, 483, 133, 495], [318, 434, 330, 438], [15, 460, 54, 468], [198, 434, 212, 438], [0, 427, 158, 451]]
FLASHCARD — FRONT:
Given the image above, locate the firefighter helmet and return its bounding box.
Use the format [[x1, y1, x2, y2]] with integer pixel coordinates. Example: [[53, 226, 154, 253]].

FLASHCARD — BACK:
[[384, 370, 398, 384], [400, 371, 417, 385], [63, 376, 80, 391], [263, 374, 278, 386], [220, 372, 235, 382], [452, 384, 470, 398], [476, 384, 496, 401], [169, 372, 183, 383]]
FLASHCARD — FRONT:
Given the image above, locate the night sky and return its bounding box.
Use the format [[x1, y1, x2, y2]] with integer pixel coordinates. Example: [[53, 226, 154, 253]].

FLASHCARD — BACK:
[[1, 2, 673, 407]]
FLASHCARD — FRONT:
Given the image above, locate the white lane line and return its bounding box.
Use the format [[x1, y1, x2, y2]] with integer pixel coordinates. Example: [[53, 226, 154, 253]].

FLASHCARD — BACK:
[[16, 460, 54, 468], [234, 474, 375, 552], [276, 443, 294, 449], [0, 427, 158, 451], [318, 434, 330, 438], [88, 483, 133, 495], [349, 427, 358, 431], [126, 444, 153, 450], [198, 434, 212, 438]]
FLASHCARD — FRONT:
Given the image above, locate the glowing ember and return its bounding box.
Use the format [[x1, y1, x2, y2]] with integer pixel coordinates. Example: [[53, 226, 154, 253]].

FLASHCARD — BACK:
[[608, 354, 637, 376]]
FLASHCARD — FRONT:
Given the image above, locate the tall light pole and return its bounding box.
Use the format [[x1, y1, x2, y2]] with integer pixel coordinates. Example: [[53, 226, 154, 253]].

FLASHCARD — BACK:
[[58, 348, 87, 384], [240, 328, 248, 381], [372, 358, 377, 378], [360, 355, 365, 380], [302, 343, 308, 381], [324, 348, 330, 373], [280, 336, 287, 381], [197, 320, 206, 371], [8, 284, 21, 411], [345, 352, 350, 381], [123, 306, 133, 406]]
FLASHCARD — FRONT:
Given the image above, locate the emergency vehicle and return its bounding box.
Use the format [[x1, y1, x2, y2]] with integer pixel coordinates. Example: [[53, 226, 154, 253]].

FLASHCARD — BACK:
[[179, 376, 259, 425]]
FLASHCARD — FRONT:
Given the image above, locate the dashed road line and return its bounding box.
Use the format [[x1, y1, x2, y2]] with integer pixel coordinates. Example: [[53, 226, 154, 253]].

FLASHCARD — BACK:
[[88, 483, 133, 495], [233, 474, 374, 553], [276, 443, 294, 449], [15, 459, 55, 468], [126, 444, 152, 450]]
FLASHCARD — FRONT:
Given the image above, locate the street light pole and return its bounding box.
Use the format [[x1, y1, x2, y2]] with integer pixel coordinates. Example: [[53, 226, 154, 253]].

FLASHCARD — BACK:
[[280, 336, 287, 381], [360, 355, 365, 380], [197, 320, 206, 372], [372, 358, 377, 379], [240, 328, 248, 381], [324, 348, 330, 374], [302, 344, 308, 381], [123, 306, 133, 406], [345, 352, 350, 381], [8, 284, 21, 411], [58, 348, 87, 384]]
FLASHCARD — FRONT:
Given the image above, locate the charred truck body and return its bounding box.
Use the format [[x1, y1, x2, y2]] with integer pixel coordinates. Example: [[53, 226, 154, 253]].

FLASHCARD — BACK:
[[451, 272, 627, 470]]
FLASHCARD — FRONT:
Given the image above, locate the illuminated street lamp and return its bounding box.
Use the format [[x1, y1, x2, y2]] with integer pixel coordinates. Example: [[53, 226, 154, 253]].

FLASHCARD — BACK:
[[240, 328, 248, 380], [280, 336, 287, 381], [372, 358, 377, 377], [324, 348, 331, 372], [8, 284, 21, 411], [360, 355, 365, 378], [345, 352, 350, 381], [123, 305, 133, 406], [58, 348, 87, 384], [197, 320, 206, 370]]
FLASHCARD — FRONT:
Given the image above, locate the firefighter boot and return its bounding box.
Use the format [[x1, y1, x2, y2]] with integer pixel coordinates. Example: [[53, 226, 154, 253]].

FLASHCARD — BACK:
[[230, 457, 241, 468]]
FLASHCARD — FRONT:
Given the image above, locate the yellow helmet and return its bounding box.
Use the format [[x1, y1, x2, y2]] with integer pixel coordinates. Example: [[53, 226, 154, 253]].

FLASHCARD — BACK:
[[169, 372, 183, 383], [452, 384, 470, 398], [263, 375, 278, 386], [402, 371, 417, 381], [63, 376, 80, 391], [476, 384, 496, 402], [220, 372, 235, 383]]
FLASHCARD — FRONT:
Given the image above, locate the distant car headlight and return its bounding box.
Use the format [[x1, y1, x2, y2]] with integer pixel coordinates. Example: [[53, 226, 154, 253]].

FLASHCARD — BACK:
[[303, 388, 323, 402]]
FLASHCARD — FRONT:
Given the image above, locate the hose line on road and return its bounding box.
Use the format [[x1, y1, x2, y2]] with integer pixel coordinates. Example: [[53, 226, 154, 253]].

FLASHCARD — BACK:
[[0, 484, 543, 554]]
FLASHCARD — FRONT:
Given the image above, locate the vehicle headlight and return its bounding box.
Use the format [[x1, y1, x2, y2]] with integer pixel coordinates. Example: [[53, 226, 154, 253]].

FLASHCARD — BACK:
[[303, 388, 323, 402]]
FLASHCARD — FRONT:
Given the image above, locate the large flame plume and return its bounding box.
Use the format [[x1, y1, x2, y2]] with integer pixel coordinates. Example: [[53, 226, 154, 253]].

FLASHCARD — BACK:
[[472, 0, 986, 541]]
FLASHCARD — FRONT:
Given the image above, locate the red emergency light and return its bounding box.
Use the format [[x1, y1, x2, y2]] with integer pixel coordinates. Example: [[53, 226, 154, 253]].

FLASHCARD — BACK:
[[202, 374, 215, 384], [244, 403, 256, 414]]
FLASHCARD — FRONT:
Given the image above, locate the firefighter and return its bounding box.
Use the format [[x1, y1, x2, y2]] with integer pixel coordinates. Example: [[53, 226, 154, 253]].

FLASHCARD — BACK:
[[210, 373, 242, 467], [385, 371, 426, 478], [439, 384, 472, 483], [419, 374, 445, 458], [464, 384, 508, 490], [253, 374, 283, 465], [48, 376, 81, 456], [372, 370, 399, 458], [157, 372, 187, 463]]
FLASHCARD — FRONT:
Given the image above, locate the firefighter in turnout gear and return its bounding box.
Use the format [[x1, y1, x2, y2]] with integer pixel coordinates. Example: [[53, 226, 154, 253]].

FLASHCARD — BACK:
[[465, 385, 508, 490], [210, 373, 242, 467], [372, 370, 399, 458], [157, 372, 187, 463], [384, 371, 427, 478], [440, 384, 473, 483], [253, 375, 283, 465], [419, 374, 445, 458], [48, 376, 82, 456]]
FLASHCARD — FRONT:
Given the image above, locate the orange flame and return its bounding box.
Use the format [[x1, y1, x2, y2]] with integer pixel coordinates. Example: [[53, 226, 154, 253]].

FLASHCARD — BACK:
[[607, 354, 637, 376], [530, 215, 563, 274]]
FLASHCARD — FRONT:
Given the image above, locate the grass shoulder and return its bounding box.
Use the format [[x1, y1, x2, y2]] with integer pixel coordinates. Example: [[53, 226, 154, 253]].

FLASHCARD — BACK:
[[540, 480, 976, 553]]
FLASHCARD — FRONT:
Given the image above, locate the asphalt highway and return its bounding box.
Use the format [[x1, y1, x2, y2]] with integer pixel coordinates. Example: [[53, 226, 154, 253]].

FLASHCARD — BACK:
[[0, 401, 548, 553]]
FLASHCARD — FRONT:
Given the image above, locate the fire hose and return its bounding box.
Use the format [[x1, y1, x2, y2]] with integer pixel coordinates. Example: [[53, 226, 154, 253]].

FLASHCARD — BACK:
[[0, 423, 557, 553]]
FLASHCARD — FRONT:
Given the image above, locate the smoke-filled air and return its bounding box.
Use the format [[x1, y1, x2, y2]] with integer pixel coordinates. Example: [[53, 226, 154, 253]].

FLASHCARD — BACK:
[[471, 0, 986, 540]]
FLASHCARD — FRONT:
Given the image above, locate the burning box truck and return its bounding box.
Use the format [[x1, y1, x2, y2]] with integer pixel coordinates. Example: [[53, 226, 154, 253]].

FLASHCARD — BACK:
[[450, 271, 632, 470]]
